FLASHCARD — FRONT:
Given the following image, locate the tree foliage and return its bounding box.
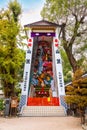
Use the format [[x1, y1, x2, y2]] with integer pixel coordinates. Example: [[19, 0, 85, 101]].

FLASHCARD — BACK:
[[60, 48, 72, 83], [8, 0, 22, 22], [65, 69, 87, 123], [65, 70, 87, 108], [0, 0, 25, 97], [0, 99, 4, 111], [41, 0, 87, 72]]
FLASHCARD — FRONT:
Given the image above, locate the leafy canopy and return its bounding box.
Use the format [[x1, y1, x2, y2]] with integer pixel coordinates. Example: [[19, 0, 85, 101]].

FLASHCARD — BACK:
[[41, 0, 87, 72], [0, 0, 25, 97], [65, 69, 87, 108]]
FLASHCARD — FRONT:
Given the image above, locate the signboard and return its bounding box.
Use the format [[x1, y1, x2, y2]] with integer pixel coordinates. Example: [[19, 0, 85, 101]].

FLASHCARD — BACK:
[[11, 97, 18, 108]]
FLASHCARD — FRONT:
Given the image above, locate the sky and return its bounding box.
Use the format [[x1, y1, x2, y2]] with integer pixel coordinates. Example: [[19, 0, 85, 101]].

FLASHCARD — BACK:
[[0, 0, 45, 25]]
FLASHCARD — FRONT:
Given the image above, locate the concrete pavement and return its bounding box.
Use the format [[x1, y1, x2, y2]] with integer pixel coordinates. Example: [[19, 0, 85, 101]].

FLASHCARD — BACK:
[[0, 116, 83, 130]]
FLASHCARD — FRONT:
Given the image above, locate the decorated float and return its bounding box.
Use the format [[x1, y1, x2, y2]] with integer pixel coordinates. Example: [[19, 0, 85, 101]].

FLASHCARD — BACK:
[[20, 20, 66, 108]]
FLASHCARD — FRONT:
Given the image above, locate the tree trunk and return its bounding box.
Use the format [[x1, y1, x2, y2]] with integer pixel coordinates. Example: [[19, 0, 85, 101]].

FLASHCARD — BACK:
[[64, 45, 79, 72], [60, 22, 80, 72], [4, 84, 15, 97], [80, 110, 85, 124]]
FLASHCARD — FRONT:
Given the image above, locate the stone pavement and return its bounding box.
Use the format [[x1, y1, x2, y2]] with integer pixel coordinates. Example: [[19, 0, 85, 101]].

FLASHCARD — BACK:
[[0, 116, 83, 130], [82, 124, 87, 130]]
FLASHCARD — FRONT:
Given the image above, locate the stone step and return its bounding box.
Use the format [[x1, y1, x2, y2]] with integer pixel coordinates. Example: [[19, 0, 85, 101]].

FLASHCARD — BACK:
[[21, 106, 66, 117]]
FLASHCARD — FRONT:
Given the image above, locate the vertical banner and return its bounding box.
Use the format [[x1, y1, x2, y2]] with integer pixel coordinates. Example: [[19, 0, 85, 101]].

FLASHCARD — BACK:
[[21, 30, 33, 105], [53, 36, 65, 97]]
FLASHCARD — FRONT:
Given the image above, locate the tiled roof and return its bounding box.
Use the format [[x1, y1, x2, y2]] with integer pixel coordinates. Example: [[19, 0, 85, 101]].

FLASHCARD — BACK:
[[24, 20, 59, 27]]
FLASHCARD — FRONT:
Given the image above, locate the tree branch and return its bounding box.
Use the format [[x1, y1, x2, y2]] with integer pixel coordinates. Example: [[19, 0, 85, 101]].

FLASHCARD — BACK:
[[77, 28, 87, 37], [68, 18, 79, 47]]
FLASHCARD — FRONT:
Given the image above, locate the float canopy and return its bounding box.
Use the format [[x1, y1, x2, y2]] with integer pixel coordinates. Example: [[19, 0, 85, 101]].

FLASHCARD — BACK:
[[24, 19, 59, 29], [24, 20, 59, 37]]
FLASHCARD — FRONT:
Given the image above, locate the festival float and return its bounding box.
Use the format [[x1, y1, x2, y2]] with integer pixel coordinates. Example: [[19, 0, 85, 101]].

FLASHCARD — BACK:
[[19, 20, 66, 116]]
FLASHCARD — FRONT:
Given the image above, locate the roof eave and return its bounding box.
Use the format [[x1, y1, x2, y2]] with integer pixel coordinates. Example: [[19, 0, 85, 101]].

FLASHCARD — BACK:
[[24, 20, 59, 28]]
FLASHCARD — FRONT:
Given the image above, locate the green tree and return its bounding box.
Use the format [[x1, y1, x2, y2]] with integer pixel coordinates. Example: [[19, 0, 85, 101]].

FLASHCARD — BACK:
[[8, 0, 22, 22], [65, 69, 87, 124], [41, 1, 87, 124], [60, 48, 72, 83], [41, 0, 87, 72], [0, 99, 4, 111], [0, 0, 25, 97]]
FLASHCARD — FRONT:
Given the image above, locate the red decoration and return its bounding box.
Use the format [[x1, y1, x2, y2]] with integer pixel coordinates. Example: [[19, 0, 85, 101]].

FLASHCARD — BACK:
[[55, 39, 58, 42], [43, 61, 52, 67], [28, 39, 32, 42], [27, 97, 60, 106], [55, 43, 59, 47], [28, 43, 32, 47]]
